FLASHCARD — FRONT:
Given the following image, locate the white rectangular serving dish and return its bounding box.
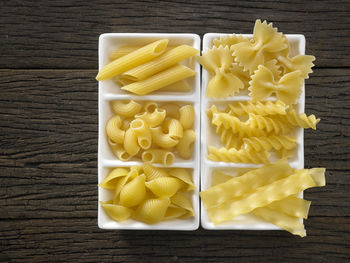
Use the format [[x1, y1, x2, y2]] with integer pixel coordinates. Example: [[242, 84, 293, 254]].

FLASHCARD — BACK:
[[98, 33, 201, 230], [200, 33, 306, 230]]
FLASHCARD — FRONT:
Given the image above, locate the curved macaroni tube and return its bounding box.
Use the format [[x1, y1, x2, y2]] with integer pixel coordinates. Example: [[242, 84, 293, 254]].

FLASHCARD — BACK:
[[130, 119, 152, 149], [142, 149, 174, 166], [106, 115, 125, 144], [107, 139, 131, 161], [123, 128, 140, 156], [135, 108, 166, 128], [162, 118, 183, 140], [179, 105, 195, 130], [110, 100, 142, 118], [176, 129, 196, 159], [150, 126, 179, 148], [160, 103, 180, 119], [143, 101, 158, 113]]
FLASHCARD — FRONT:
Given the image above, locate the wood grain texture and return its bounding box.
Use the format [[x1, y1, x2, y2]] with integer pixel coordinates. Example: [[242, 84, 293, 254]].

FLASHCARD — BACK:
[[1, 0, 350, 69], [0, 69, 349, 262]]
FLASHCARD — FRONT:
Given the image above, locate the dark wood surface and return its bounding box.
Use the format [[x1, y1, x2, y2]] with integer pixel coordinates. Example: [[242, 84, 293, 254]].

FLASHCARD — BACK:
[[1, 1, 349, 262]]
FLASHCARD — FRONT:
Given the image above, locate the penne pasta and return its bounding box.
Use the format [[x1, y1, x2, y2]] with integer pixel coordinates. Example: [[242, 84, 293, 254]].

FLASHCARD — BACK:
[[122, 45, 199, 81], [109, 45, 177, 61], [121, 64, 196, 95], [96, 39, 169, 81]]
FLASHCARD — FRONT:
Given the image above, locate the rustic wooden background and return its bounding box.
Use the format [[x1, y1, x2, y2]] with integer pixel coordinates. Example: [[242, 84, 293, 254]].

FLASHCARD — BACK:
[[1, 0, 349, 262]]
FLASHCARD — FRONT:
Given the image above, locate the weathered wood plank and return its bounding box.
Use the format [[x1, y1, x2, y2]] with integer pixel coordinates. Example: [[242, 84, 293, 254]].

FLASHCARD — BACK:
[[0, 68, 349, 262], [1, 0, 350, 69]]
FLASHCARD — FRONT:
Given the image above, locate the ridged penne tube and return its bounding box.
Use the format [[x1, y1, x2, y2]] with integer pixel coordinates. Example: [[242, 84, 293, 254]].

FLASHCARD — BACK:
[[130, 119, 152, 149], [145, 177, 183, 197], [113, 75, 134, 86], [123, 128, 140, 156], [207, 168, 326, 224], [179, 105, 195, 130], [207, 146, 270, 164], [170, 192, 194, 216], [266, 196, 311, 219], [168, 168, 195, 191], [96, 39, 169, 81], [142, 149, 175, 165], [150, 126, 179, 148], [162, 118, 183, 140], [135, 198, 170, 224], [122, 45, 199, 81], [160, 103, 180, 119], [159, 80, 191, 92], [134, 108, 166, 127], [121, 64, 196, 95], [176, 129, 196, 159], [109, 45, 176, 61], [252, 206, 306, 237], [100, 203, 133, 222], [99, 168, 129, 190], [106, 115, 125, 144], [200, 159, 292, 209], [110, 100, 142, 118], [226, 100, 287, 116], [120, 174, 146, 207], [107, 139, 131, 161], [143, 163, 169, 181], [242, 135, 297, 152]]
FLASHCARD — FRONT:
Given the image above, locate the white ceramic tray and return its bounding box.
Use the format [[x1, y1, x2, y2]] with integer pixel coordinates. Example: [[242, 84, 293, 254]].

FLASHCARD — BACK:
[[200, 33, 306, 230], [98, 33, 201, 230]]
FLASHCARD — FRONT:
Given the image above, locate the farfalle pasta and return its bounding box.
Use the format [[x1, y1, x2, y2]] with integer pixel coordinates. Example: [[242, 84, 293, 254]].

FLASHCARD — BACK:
[[99, 164, 195, 224]]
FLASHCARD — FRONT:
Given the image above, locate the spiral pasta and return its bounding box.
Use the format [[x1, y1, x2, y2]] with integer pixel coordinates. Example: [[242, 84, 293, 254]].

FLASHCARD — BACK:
[[226, 100, 287, 116], [207, 146, 270, 164], [283, 109, 320, 130], [247, 113, 292, 134], [242, 135, 297, 152]]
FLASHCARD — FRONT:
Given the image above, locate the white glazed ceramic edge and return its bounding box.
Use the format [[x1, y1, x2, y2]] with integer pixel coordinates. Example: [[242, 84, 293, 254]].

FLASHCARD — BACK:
[[98, 33, 201, 230], [200, 33, 306, 230]]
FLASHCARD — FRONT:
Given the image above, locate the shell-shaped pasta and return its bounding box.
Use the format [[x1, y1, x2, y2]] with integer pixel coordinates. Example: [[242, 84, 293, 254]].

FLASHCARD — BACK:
[[232, 20, 288, 73], [201, 159, 293, 209], [212, 113, 267, 138], [142, 149, 174, 165], [135, 108, 166, 127], [252, 207, 306, 237], [163, 207, 187, 220], [207, 168, 325, 224], [247, 113, 292, 134], [168, 168, 195, 191], [226, 100, 287, 116], [150, 126, 179, 148], [145, 177, 183, 197], [120, 174, 146, 207], [135, 198, 170, 224], [179, 105, 195, 130], [170, 192, 194, 216], [213, 34, 250, 48], [248, 65, 304, 105], [123, 128, 140, 156], [99, 168, 129, 190], [162, 118, 183, 140], [106, 115, 125, 144], [208, 146, 270, 164], [100, 202, 133, 222], [143, 163, 169, 181], [176, 129, 196, 159], [130, 118, 152, 149], [282, 109, 320, 130], [114, 169, 139, 200], [243, 135, 297, 152], [276, 54, 315, 79], [108, 139, 131, 161], [160, 103, 180, 119], [110, 100, 142, 118]]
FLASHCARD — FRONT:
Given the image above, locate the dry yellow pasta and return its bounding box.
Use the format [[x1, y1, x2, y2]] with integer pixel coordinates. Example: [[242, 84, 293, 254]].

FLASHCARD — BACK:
[[109, 45, 176, 61], [107, 139, 131, 161], [96, 39, 168, 81], [100, 203, 133, 222], [162, 118, 183, 140], [110, 100, 142, 118], [179, 105, 195, 130], [143, 163, 168, 181], [145, 176, 183, 198], [160, 103, 180, 119], [150, 126, 179, 148], [121, 64, 196, 95], [134, 108, 166, 127], [123, 128, 140, 156], [158, 80, 191, 92], [142, 149, 174, 165], [176, 129, 196, 159], [122, 45, 199, 81], [99, 168, 129, 190], [130, 119, 152, 149], [106, 115, 125, 144], [168, 168, 195, 191]]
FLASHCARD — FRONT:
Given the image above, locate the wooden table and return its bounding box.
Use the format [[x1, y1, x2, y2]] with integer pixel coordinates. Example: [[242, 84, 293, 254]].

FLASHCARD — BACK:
[[1, 1, 349, 262]]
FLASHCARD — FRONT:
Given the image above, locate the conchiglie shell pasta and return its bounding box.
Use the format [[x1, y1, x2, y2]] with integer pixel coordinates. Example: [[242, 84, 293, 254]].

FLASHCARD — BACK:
[[99, 168, 129, 190], [120, 174, 146, 207], [101, 203, 133, 222], [135, 198, 170, 224], [145, 177, 183, 198]]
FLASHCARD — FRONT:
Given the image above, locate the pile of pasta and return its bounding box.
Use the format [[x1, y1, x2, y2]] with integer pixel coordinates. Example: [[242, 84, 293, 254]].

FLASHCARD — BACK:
[[106, 100, 196, 165], [206, 100, 320, 163], [96, 39, 199, 95], [99, 164, 195, 224], [200, 159, 326, 237], [197, 19, 315, 102]]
